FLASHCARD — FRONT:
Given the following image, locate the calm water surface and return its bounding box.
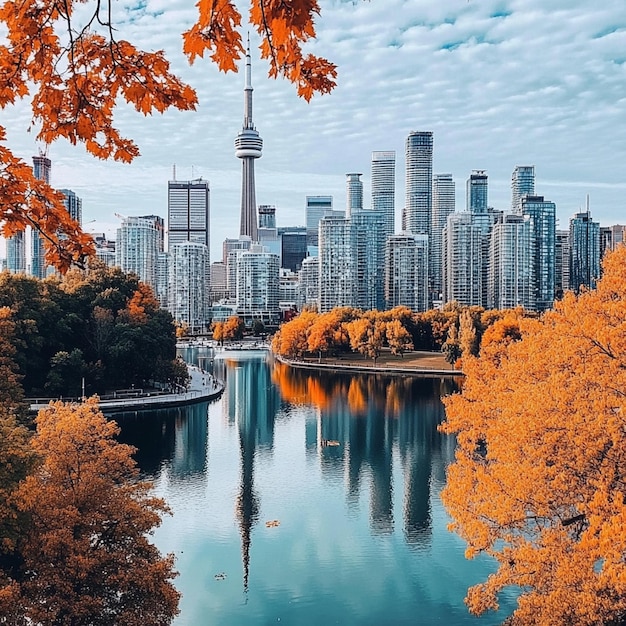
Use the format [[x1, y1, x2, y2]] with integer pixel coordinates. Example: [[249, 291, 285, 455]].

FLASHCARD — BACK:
[[116, 351, 515, 625]]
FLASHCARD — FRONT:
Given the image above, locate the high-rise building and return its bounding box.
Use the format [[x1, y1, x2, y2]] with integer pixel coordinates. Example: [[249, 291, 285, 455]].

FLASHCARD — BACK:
[[210, 261, 228, 303], [138, 214, 164, 252], [350, 210, 386, 311], [319, 215, 353, 312], [116, 216, 160, 290], [29, 153, 53, 278], [279, 226, 307, 272], [384, 233, 428, 312], [466, 170, 488, 214], [6, 232, 26, 274], [235, 39, 263, 241], [511, 165, 535, 212], [569, 209, 600, 292], [236, 245, 280, 324], [442, 212, 484, 306], [60, 189, 83, 224], [371, 151, 395, 241], [258, 205, 276, 229], [345, 173, 363, 217], [487, 214, 534, 310], [431, 173, 455, 301], [168, 242, 209, 334], [555, 230, 570, 297], [600, 224, 626, 258], [299, 256, 319, 309], [155, 252, 169, 309], [403, 131, 433, 235], [521, 195, 556, 311], [167, 179, 210, 253], [305, 195, 341, 249]]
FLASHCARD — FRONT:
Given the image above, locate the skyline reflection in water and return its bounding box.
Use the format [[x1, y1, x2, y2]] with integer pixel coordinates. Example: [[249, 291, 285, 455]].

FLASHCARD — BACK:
[[115, 352, 514, 626]]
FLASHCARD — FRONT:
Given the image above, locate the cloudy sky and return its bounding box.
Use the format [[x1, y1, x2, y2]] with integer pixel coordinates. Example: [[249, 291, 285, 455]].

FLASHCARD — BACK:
[[3, 0, 626, 261]]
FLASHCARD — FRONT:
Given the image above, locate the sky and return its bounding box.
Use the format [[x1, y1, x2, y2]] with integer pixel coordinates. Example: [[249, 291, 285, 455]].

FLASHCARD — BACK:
[[3, 0, 626, 262]]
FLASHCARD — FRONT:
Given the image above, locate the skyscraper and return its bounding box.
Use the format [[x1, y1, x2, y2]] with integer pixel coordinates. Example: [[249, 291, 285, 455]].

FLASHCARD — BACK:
[[168, 242, 210, 334], [236, 246, 280, 325], [511, 165, 535, 212], [431, 173, 455, 301], [116, 216, 160, 290], [403, 131, 433, 235], [555, 230, 570, 297], [29, 153, 52, 278], [345, 173, 363, 217], [371, 151, 395, 241], [60, 189, 83, 225], [487, 214, 534, 310], [569, 209, 600, 292], [235, 38, 263, 241], [466, 170, 488, 214], [167, 179, 210, 253], [385, 233, 428, 312], [521, 195, 556, 311], [305, 195, 339, 249], [319, 215, 353, 312]]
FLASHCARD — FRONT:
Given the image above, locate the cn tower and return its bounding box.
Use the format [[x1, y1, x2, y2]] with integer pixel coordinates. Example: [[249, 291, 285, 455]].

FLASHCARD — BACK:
[[235, 37, 263, 241]]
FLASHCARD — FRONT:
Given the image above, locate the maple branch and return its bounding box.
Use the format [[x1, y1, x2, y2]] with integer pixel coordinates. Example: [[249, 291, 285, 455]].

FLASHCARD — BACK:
[[258, 0, 278, 71]]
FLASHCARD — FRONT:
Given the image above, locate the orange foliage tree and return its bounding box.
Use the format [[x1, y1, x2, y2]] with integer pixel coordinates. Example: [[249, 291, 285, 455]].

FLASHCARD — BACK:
[[440, 246, 626, 626], [1, 0, 345, 271], [14, 398, 179, 624]]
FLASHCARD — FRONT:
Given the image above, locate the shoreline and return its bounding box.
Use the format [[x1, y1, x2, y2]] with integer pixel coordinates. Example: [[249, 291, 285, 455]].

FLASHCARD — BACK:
[[273, 352, 463, 378]]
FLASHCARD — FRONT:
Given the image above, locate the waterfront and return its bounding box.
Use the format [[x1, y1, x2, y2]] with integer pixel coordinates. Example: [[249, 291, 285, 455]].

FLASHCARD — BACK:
[[116, 351, 516, 625]]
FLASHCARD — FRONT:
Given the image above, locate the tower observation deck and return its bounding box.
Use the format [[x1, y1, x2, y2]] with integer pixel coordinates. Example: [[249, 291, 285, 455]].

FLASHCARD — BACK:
[[235, 38, 263, 241]]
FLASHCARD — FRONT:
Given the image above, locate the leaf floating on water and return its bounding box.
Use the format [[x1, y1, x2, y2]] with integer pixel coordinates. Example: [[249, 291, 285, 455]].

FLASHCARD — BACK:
[[214, 572, 227, 581], [265, 519, 281, 528]]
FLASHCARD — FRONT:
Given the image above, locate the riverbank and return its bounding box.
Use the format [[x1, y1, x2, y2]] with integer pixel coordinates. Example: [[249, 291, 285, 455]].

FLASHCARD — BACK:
[[274, 349, 463, 377], [28, 363, 225, 415]]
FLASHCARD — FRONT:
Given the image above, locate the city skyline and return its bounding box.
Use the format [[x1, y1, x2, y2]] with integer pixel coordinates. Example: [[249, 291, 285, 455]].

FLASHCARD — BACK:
[[1, 0, 625, 260]]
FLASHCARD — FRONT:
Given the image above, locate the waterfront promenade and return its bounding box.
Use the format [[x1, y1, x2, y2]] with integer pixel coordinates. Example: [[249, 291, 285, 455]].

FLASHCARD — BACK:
[[28, 364, 224, 415]]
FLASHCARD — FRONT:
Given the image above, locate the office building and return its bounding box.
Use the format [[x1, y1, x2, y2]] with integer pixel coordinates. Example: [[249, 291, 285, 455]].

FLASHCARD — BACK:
[[155, 252, 169, 308], [167, 179, 210, 253], [235, 39, 263, 241], [569, 210, 600, 292], [520, 195, 556, 311], [600, 224, 626, 258], [60, 189, 83, 224], [305, 195, 340, 249], [116, 216, 160, 290], [467, 170, 488, 214], [511, 165, 535, 212], [346, 173, 363, 218], [168, 242, 209, 334], [279, 226, 307, 272], [371, 150, 396, 242], [487, 214, 534, 310], [385, 233, 428, 312], [210, 261, 228, 303], [431, 173, 455, 301], [442, 212, 484, 306], [258, 205, 276, 229], [403, 131, 433, 235], [6, 232, 26, 274]]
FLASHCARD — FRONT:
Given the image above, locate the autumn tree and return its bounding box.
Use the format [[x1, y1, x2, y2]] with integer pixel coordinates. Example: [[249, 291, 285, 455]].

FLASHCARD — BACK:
[[272, 310, 318, 358], [223, 315, 245, 341], [307, 311, 339, 361], [212, 321, 225, 345], [386, 319, 413, 357], [15, 398, 179, 624], [1, 0, 345, 273], [440, 246, 626, 626]]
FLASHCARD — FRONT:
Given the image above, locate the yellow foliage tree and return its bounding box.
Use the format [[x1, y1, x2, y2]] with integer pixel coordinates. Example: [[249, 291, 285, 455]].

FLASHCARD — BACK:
[[441, 246, 626, 625], [1, 0, 346, 271]]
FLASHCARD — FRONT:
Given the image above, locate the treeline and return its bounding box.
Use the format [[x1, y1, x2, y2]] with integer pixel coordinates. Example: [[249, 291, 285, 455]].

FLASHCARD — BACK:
[[271, 305, 537, 364], [0, 264, 188, 398]]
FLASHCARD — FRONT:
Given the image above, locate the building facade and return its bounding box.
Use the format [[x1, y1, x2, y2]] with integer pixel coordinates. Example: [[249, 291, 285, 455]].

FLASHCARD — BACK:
[[403, 131, 433, 236], [236, 246, 280, 325], [116, 216, 160, 290], [167, 179, 210, 253], [371, 150, 396, 242], [511, 165, 535, 212], [431, 173, 455, 302], [319, 215, 353, 312], [467, 170, 488, 214], [345, 173, 363, 217], [384, 233, 428, 312], [569, 211, 600, 292]]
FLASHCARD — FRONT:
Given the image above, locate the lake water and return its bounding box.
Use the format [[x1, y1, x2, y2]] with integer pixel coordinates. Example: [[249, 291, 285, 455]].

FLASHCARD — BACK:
[[115, 350, 516, 625]]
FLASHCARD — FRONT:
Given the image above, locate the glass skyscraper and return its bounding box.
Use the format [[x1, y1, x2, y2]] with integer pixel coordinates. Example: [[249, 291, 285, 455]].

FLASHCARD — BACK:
[[431, 173, 455, 301], [167, 179, 210, 254], [569, 210, 600, 292], [384, 233, 428, 312], [511, 165, 535, 212], [371, 150, 395, 241], [466, 170, 488, 214], [403, 131, 433, 236]]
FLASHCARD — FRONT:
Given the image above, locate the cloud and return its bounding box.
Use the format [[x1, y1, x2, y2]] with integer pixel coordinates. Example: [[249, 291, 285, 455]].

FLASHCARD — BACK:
[[2, 0, 625, 260]]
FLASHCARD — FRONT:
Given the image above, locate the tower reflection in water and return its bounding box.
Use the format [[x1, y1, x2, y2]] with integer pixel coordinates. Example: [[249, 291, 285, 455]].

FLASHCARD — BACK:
[[272, 362, 457, 548]]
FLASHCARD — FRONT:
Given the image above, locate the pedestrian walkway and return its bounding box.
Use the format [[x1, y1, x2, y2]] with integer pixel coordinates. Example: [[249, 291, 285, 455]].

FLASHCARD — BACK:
[[28, 364, 224, 415]]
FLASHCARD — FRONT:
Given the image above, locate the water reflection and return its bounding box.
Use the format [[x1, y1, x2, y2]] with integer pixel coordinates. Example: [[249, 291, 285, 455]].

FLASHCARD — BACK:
[[272, 362, 458, 547]]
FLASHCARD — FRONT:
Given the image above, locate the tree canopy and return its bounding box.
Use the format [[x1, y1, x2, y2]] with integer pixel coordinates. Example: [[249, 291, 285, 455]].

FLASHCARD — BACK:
[[1, 0, 343, 272], [441, 245, 626, 625]]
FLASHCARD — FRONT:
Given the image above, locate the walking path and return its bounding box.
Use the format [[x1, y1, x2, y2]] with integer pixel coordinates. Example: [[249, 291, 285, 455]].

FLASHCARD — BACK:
[[28, 364, 224, 415]]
